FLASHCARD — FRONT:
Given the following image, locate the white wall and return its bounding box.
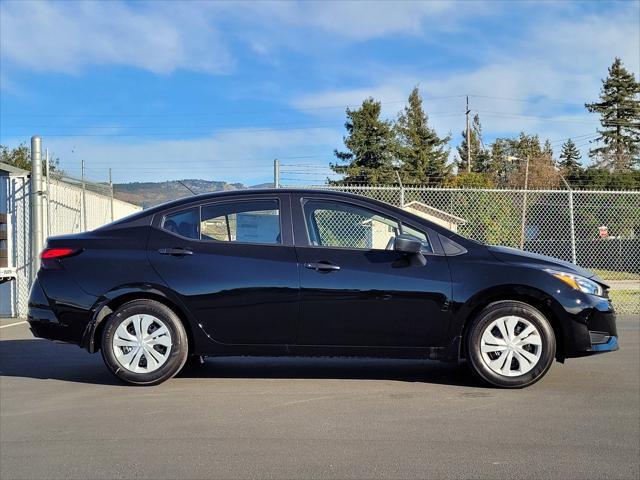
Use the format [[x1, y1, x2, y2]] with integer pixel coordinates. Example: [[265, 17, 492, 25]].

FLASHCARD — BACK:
[[45, 179, 141, 237]]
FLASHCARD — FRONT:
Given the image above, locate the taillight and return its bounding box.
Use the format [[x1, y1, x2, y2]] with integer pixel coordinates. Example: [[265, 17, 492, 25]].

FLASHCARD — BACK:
[[40, 248, 80, 259]]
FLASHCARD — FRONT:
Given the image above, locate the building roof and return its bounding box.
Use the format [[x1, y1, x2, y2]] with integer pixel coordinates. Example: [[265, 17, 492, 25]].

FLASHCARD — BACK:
[[0, 162, 30, 177], [403, 201, 467, 225]]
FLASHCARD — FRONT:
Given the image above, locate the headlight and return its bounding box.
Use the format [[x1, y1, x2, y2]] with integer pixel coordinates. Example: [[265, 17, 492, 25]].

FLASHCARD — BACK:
[[545, 269, 604, 296]]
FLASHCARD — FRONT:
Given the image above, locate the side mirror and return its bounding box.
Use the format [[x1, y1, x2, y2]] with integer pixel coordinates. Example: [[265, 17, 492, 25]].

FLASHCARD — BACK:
[[394, 234, 423, 254]]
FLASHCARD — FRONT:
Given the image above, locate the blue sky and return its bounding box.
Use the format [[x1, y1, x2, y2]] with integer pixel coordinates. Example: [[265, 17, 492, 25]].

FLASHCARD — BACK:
[[1, 0, 639, 185]]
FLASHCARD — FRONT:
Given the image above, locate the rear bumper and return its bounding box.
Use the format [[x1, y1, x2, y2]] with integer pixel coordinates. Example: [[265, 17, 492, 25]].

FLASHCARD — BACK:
[[27, 305, 78, 344], [27, 276, 94, 346]]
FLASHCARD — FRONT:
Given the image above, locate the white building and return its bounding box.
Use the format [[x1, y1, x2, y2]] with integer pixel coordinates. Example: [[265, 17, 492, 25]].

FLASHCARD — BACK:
[[402, 201, 467, 232]]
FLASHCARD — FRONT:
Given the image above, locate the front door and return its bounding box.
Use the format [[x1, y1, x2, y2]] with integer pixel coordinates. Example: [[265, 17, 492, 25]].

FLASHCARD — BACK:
[[293, 196, 451, 348], [147, 195, 299, 346]]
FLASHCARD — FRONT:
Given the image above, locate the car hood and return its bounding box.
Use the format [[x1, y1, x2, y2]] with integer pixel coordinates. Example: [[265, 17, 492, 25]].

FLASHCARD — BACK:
[[487, 245, 608, 286]]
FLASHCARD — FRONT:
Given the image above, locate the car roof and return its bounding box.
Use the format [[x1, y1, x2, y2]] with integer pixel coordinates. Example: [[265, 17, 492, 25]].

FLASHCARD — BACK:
[[100, 188, 391, 229], [144, 188, 395, 215], [100, 187, 467, 242]]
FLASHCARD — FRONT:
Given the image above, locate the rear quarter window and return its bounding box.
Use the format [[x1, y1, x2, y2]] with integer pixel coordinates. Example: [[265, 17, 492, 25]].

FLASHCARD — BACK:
[[162, 207, 199, 239]]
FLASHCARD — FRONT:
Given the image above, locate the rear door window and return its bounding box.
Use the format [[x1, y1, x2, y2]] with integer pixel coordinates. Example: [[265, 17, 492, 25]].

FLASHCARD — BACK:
[[200, 200, 281, 245]]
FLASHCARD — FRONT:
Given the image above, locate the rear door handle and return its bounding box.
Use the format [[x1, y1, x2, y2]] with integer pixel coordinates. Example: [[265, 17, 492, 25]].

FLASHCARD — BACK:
[[304, 261, 340, 272], [158, 247, 193, 256]]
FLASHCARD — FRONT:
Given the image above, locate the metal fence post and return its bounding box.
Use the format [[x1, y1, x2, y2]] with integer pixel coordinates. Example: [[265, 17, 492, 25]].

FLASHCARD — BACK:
[[519, 156, 530, 250], [395, 170, 405, 207], [81, 160, 87, 231], [31, 135, 43, 274], [273, 159, 280, 188], [568, 190, 577, 265], [109, 168, 114, 222], [559, 175, 577, 265], [45, 148, 51, 238]]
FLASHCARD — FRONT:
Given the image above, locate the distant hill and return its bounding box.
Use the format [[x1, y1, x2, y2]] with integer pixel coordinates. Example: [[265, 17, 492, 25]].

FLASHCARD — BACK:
[[114, 179, 249, 207]]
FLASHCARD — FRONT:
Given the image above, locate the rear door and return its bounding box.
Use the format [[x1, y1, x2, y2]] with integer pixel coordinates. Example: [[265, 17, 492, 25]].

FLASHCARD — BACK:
[[147, 193, 299, 346], [292, 194, 452, 348]]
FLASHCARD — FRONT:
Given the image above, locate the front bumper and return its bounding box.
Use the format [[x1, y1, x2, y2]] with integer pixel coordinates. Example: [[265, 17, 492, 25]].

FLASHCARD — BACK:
[[586, 335, 619, 352], [561, 292, 619, 358]]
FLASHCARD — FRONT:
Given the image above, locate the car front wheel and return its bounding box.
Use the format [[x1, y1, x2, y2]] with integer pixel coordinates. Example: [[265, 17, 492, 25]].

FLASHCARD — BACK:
[[101, 299, 189, 386], [466, 300, 556, 388]]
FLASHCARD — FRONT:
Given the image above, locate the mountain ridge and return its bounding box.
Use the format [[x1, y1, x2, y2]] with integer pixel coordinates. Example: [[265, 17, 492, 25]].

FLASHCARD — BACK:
[[114, 179, 274, 207]]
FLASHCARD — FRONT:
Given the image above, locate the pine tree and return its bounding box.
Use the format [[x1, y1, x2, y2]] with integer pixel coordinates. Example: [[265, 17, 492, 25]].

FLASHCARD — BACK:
[[489, 138, 514, 186], [506, 133, 560, 189], [558, 139, 582, 174], [457, 114, 479, 172], [395, 87, 451, 185], [458, 113, 492, 173], [585, 57, 640, 171], [489, 133, 560, 188], [331, 97, 397, 184], [543, 140, 554, 160]]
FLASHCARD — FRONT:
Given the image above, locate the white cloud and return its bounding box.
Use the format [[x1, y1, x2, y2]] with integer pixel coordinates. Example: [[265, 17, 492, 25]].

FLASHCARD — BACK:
[[256, 1, 462, 40], [2, 1, 637, 175], [0, 1, 233, 74], [0, 0, 489, 76], [290, 4, 639, 164]]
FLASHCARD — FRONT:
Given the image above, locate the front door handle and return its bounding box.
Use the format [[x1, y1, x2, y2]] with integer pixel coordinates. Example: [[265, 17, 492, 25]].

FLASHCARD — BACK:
[[304, 261, 340, 272], [158, 247, 194, 256]]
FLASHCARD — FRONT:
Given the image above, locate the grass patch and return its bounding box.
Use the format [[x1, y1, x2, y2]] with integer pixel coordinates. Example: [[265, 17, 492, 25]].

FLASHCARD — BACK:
[[609, 290, 640, 316], [593, 269, 640, 281]]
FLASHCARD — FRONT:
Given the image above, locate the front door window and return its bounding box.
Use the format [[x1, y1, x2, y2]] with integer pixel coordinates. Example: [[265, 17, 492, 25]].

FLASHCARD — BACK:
[[303, 200, 400, 250]]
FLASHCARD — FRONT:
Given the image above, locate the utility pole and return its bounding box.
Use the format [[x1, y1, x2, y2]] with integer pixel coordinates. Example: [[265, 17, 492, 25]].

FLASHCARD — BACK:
[[81, 160, 87, 231], [273, 159, 280, 188], [519, 156, 530, 250], [31, 135, 43, 275], [466, 95, 471, 173], [109, 168, 114, 222]]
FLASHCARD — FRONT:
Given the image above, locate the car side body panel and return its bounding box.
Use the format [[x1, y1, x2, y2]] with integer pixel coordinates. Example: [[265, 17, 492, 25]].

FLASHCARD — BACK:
[[26, 189, 617, 364]]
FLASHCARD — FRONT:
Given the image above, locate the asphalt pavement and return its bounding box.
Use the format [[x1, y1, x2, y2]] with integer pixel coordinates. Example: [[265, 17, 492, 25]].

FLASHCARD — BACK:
[[1, 316, 639, 480]]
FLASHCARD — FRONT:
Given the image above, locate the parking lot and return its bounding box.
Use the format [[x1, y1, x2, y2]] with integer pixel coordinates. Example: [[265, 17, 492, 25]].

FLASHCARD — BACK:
[[1, 315, 638, 480]]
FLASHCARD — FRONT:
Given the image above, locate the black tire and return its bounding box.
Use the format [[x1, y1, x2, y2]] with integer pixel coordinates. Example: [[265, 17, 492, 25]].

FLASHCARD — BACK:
[[101, 299, 189, 386], [466, 300, 556, 388]]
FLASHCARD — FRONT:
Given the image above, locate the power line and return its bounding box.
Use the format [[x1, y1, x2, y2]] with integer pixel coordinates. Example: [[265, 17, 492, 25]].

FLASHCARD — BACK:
[[546, 132, 598, 144], [4, 93, 610, 120], [475, 110, 598, 125], [468, 94, 587, 107], [1, 95, 467, 119]]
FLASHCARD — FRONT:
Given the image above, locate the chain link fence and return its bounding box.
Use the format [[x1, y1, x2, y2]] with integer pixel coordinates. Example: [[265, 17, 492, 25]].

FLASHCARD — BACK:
[[1, 171, 142, 317], [44, 173, 140, 237], [297, 184, 640, 315]]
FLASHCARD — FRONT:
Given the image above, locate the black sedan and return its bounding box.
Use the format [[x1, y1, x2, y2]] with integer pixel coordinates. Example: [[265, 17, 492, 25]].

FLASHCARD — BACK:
[[28, 189, 618, 387]]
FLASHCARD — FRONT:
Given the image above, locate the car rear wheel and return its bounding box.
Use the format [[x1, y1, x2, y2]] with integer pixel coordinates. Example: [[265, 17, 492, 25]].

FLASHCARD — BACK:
[[101, 299, 188, 386], [466, 300, 556, 388]]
